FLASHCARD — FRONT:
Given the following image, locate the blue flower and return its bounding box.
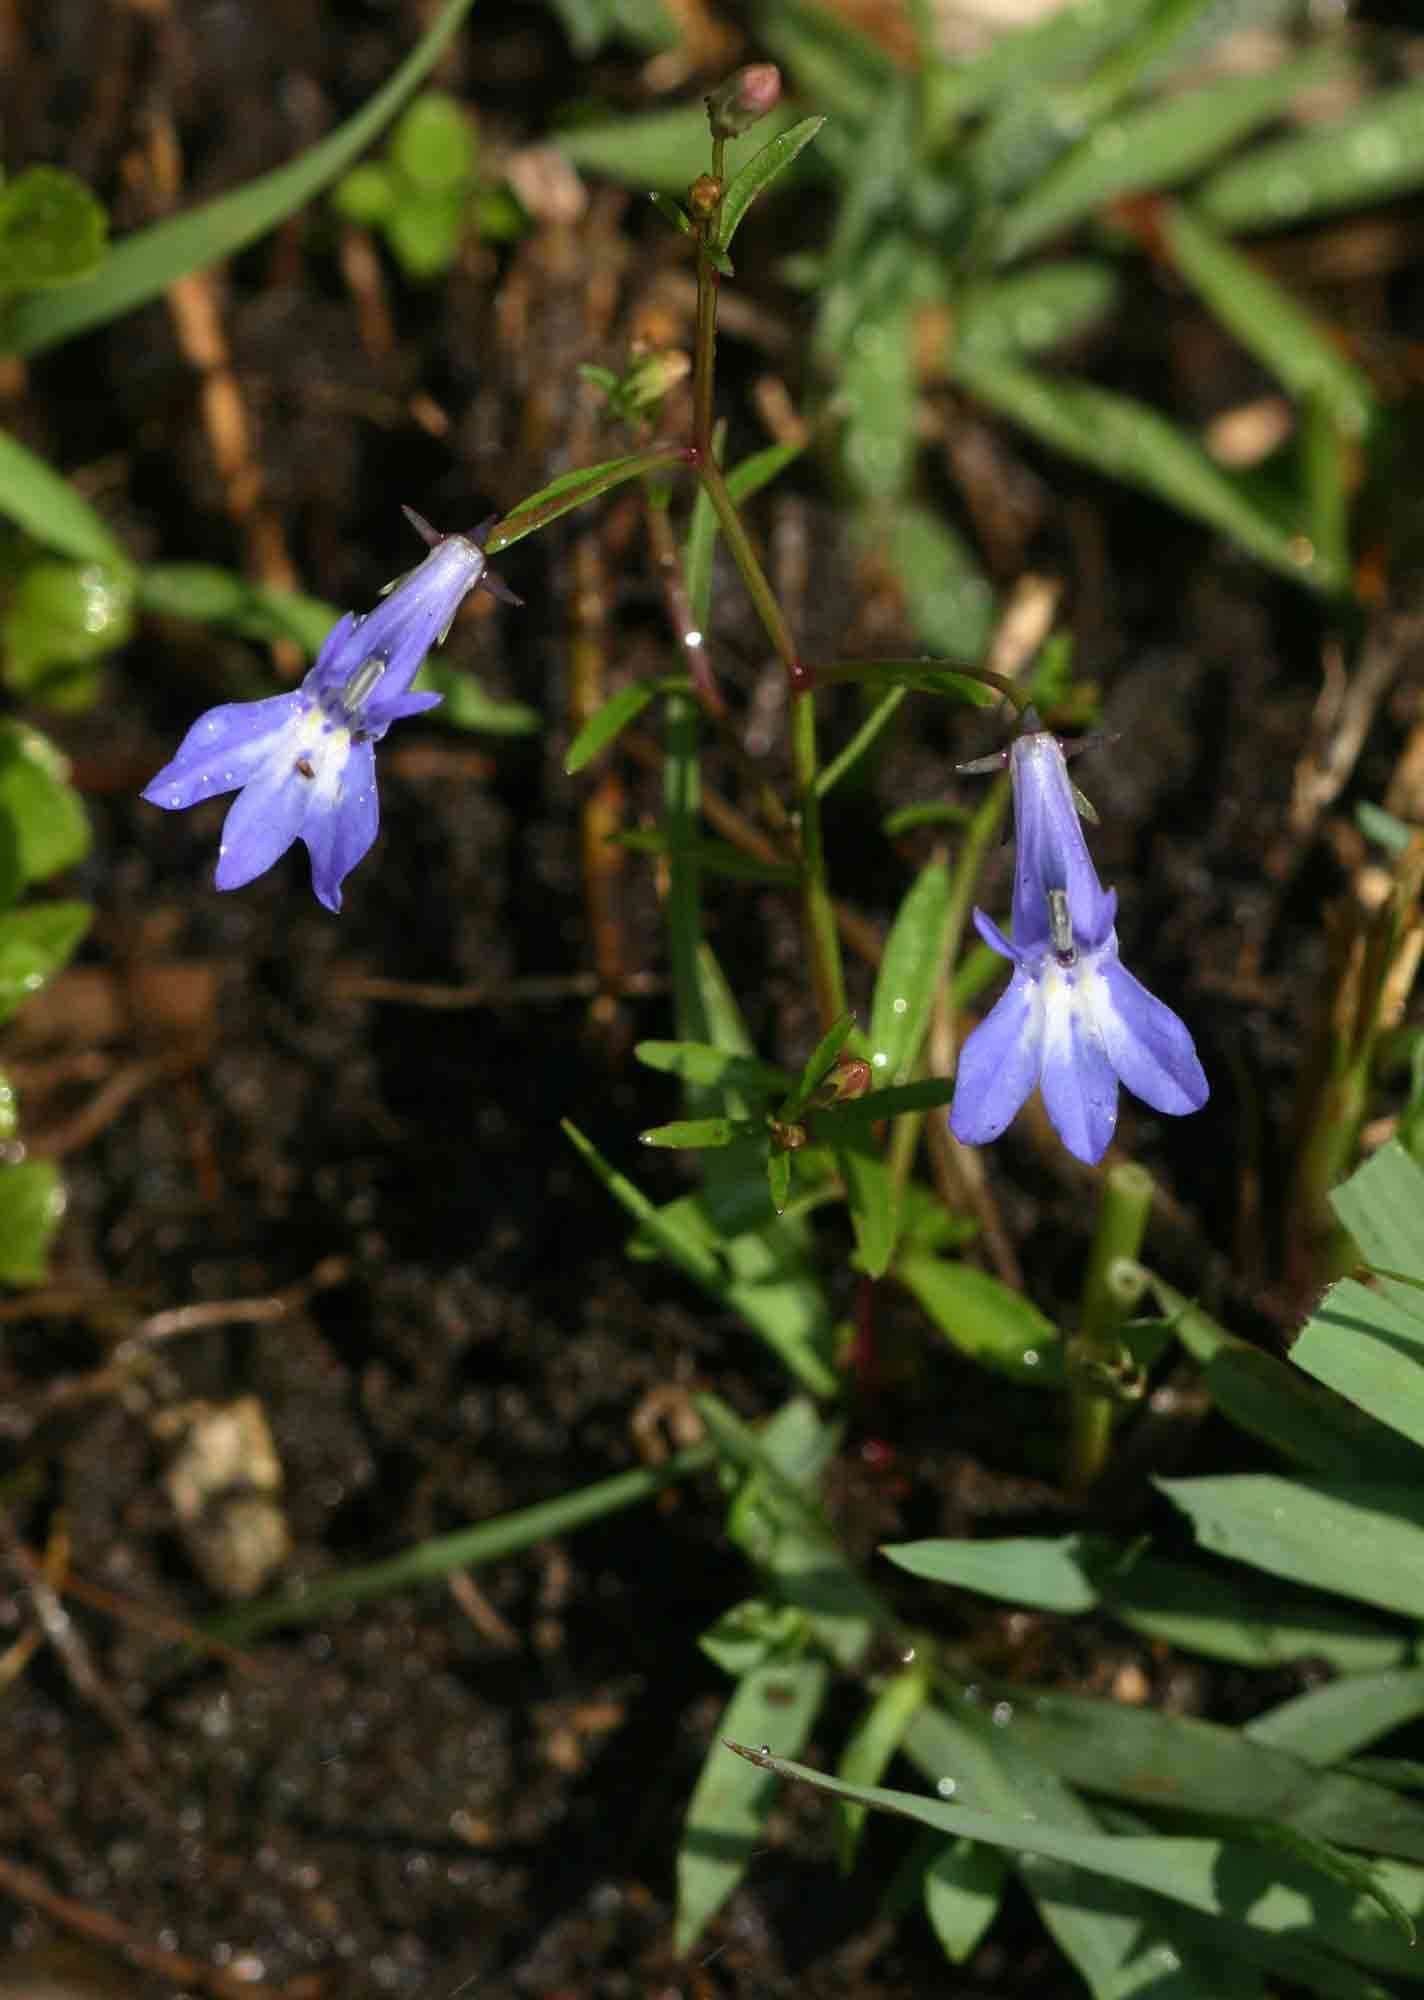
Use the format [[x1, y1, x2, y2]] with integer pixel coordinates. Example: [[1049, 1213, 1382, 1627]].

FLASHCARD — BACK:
[[142, 510, 519, 911], [949, 724, 1208, 1165]]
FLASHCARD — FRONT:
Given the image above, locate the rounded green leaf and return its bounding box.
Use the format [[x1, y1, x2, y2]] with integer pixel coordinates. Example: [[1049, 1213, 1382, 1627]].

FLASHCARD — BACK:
[[0, 900, 91, 1026], [0, 1159, 64, 1285], [389, 92, 478, 192], [385, 192, 467, 279], [0, 722, 90, 885], [1, 559, 134, 704], [331, 162, 398, 227], [0, 167, 107, 293]]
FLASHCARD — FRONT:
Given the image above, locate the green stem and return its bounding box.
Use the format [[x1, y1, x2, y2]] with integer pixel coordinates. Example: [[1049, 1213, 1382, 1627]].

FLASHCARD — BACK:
[[694, 453, 803, 682], [1066, 1161, 1154, 1492], [690, 135, 725, 457], [792, 690, 847, 1031], [811, 658, 1029, 714]]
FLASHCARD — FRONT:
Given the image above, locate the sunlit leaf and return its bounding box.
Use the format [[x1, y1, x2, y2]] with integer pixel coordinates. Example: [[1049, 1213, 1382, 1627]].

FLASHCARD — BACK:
[[1200, 79, 1424, 235], [953, 352, 1337, 590], [3, 0, 483, 356], [897, 1254, 1063, 1384], [717, 116, 826, 251], [1161, 1472, 1424, 1622], [881, 1533, 1098, 1612], [0, 1160, 64, 1286]]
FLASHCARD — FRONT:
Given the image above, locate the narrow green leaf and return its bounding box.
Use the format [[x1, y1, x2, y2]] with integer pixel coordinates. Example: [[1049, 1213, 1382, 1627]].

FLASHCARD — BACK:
[[555, 99, 800, 192], [0, 901, 90, 1027], [616, 829, 799, 886], [1163, 201, 1375, 438], [897, 1254, 1063, 1385], [1200, 79, 1424, 235], [720, 1746, 1424, 1981], [816, 1078, 957, 1126], [869, 859, 952, 1087], [760, 0, 894, 129], [1330, 1142, 1424, 1312], [838, 1139, 899, 1281], [955, 261, 1120, 364], [487, 445, 684, 552], [815, 687, 907, 799], [682, 958, 840, 1396], [138, 565, 335, 651], [0, 724, 90, 885], [565, 681, 658, 772], [717, 116, 826, 252], [649, 191, 692, 235], [416, 660, 540, 734], [675, 1655, 830, 1952], [881, 503, 997, 662], [952, 351, 1337, 591], [0, 430, 131, 571], [3, 0, 483, 357], [923, 1839, 1008, 1965], [206, 1439, 714, 1645], [994, 40, 1359, 259], [785, 1010, 856, 1116], [1293, 1277, 1424, 1451], [562, 1119, 723, 1287], [700, 1391, 891, 1668], [1144, 1271, 1418, 1480], [881, 1533, 1097, 1613], [767, 1147, 792, 1214], [1003, 1688, 1424, 1865], [639, 1117, 743, 1149], [636, 1040, 792, 1094], [0, 168, 107, 294], [905, 1700, 1263, 2000], [1161, 1472, 1424, 1622], [0, 1160, 64, 1286], [1101, 1552, 1410, 1675], [841, 301, 915, 502], [699, 1597, 806, 1677], [836, 1666, 929, 1871], [926, 0, 1157, 133], [1247, 1669, 1424, 1768], [574, 1120, 837, 1395]]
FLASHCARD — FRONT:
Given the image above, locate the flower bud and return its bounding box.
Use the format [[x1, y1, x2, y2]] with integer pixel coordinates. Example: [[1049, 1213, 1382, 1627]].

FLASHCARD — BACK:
[[687, 175, 722, 222], [707, 64, 783, 140], [808, 1055, 874, 1109]]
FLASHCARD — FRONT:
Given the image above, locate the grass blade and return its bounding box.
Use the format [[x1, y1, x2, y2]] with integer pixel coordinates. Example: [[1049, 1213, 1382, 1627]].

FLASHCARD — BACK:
[[4, 0, 483, 356]]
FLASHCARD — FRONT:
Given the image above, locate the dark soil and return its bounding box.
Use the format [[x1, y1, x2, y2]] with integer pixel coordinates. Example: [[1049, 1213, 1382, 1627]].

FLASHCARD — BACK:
[[1, 4, 1420, 1997]]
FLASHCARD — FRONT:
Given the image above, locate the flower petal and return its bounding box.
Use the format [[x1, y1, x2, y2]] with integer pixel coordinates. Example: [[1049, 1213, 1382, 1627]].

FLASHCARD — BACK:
[[972, 907, 1021, 965], [213, 727, 323, 892], [300, 738, 379, 913], [950, 970, 1044, 1145], [1009, 731, 1116, 952], [1094, 957, 1209, 1116], [141, 691, 308, 811], [1039, 974, 1119, 1164]]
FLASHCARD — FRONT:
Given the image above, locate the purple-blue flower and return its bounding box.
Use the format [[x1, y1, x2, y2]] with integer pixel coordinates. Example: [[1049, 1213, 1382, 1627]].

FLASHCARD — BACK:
[[142, 511, 519, 912], [950, 724, 1208, 1165]]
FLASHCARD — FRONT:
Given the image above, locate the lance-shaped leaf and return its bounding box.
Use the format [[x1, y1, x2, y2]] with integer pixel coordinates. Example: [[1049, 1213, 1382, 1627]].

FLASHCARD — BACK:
[[952, 352, 1339, 590]]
